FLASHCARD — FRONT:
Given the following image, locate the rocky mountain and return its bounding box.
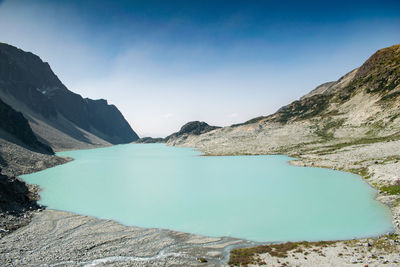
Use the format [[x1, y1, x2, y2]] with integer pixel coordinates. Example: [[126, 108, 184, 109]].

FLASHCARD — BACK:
[[135, 137, 166, 144], [165, 121, 220, 142], [0, 98, 53, 154], [0, 43, 139, 150], [167, 44, 400, 155], [135, 121, 220, 144], [165, 44, 400, 267], [0, 42, 140, 236]]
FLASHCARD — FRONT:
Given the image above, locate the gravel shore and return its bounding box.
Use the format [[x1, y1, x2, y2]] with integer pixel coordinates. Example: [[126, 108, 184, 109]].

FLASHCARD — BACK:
[[2, 137, 400, 266], [0, 209, 252, 266], [169, 124, 400, 266]]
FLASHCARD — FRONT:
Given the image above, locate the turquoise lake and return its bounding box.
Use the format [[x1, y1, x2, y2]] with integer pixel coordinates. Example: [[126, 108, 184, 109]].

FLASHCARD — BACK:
[[21, 144, 393, 242]]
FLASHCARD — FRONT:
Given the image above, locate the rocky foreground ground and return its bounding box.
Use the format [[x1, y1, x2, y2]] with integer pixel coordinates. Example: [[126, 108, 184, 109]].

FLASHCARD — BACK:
[[0, 209, 252, 266], [0, 138, 70, 240], [0, 139, 70, 177]]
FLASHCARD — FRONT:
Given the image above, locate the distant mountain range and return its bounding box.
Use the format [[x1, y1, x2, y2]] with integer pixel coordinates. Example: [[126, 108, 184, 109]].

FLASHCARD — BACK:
[[0, 43, 139, 151]]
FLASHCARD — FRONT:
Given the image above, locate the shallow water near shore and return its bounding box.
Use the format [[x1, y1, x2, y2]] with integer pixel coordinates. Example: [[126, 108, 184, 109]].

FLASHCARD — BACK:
[[21, 144, 393, 242]]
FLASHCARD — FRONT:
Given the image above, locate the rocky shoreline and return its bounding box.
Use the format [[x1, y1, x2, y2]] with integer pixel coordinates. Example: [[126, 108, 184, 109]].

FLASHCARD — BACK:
[[266, 141, 400, 266], [170, 132, 400, 266], [0, 137, 73, 240], [1, 209, 257, 266], [0, 144, 255, 266], [1, 42, 399, 266], [1, 141, 399, 266]]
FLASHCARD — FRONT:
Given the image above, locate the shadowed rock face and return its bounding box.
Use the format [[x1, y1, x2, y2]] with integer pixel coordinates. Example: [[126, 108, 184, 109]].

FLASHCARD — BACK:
[[0, 168, 39, 215], [0, 42, 139, 146], [166, 121, 220, 142], [135, 137, 166, 143], [0, 97, 53, 154], [0, 166, 41, 236]]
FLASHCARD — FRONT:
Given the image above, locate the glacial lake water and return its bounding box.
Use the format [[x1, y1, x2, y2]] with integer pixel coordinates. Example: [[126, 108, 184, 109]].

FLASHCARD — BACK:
[[21, 144, 393, 242]]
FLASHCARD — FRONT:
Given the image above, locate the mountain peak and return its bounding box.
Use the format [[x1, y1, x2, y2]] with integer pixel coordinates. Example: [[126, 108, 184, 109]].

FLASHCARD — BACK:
[[0, 43, 139, 149]]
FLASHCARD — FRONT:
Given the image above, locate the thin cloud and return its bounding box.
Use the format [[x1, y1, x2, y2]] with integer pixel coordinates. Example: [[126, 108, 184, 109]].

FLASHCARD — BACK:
[[162, 113, 173, 119], [229, 113, 238, 118]]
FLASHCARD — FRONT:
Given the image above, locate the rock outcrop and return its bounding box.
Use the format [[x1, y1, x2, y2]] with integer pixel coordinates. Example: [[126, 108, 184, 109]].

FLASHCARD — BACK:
[[166, 121, 220, 143], [135, 121, 220, 144], [0, 97, 53, 154], [135, 136, 166, 143], [0, 166, 40, 230]]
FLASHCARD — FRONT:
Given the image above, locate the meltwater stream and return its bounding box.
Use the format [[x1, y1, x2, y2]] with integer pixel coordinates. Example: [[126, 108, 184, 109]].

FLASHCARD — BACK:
[[21, 144, 393, 242]]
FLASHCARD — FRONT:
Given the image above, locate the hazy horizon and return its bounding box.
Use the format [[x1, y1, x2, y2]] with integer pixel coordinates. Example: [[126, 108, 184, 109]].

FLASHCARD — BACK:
[[1, 0, 399, 137]]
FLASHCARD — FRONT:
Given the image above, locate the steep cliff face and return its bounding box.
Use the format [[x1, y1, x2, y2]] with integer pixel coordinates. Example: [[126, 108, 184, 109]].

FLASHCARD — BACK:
[[84, 98, 137, 144], [168, 44, 400, 155], [0, 43, 139, 150]]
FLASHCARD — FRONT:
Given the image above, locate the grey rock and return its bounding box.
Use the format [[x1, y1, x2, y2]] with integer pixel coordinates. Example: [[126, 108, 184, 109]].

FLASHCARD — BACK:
[[0, 209, 249, 266]]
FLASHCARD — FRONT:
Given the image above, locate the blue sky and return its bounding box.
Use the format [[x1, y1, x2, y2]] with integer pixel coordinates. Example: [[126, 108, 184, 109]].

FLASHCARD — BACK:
[[0, 0, 399, 137]]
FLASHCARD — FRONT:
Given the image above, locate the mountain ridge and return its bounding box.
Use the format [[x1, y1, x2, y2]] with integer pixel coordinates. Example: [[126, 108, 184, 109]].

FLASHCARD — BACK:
[[167, 44, 400, 154], [0, 42, 139, 150], [165, 44, 400, 266]]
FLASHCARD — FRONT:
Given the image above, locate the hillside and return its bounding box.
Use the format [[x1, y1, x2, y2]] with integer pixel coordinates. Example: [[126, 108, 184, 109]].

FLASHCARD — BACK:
[[0, 98, 53, 154], [168, 44, 400, 156], [167, 44, 400, 265], [0, 43, 139, 150]]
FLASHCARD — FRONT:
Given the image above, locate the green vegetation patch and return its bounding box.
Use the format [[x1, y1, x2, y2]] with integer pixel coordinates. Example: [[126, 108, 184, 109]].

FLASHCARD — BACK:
[[393, 198, 400, 207], [389, 113, 400, 122], [372, 233, 400, 252], [380, 184, 400, 195], [365, 120, 385, 136], [229, 241, 336, 266], [339, 44, 400, 101], [380, 90, 400, 102], [316, 133, 400, 155], [378, 155, 400, 164], [231, 116, 266, 127], [314, 118, 346, 140], [275, 94, 330, 123], [348, 167, 371, 179]]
